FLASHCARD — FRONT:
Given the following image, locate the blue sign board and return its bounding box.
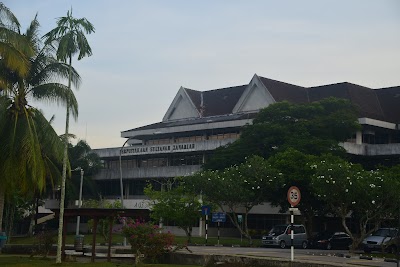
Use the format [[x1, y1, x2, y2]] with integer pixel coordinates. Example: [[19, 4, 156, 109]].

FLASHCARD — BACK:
[[201, 205, 211, 216], [212, 212, 226, 223]]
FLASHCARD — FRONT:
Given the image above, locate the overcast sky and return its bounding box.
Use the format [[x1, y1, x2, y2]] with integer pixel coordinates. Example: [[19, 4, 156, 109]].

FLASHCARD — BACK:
[[5, 0, 400, 149]]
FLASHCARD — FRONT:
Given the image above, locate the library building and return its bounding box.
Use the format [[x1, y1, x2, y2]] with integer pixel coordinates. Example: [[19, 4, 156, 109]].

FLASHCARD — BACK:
[[90, 74, 400, 235]]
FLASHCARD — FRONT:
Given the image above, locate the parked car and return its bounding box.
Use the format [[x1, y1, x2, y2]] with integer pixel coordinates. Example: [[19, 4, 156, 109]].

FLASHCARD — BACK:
[[308, 231, 352, 250], [261, 224, 308, 249], [362, 228, 398, 254]]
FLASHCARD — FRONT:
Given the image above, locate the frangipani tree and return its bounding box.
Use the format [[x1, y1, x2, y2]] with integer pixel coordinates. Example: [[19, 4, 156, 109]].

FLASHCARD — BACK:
[[185, 156, 278, 243], [144, 180, 202, 243], [310, 155, 399, 250], [265, 148, 324, 234]]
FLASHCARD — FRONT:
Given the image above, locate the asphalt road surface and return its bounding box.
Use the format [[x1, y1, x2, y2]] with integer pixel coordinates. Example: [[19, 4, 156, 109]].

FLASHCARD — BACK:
[[184, 246, 398, 267]]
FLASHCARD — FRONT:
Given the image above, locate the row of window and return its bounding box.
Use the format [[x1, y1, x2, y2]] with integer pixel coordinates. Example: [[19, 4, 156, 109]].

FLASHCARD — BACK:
[[347, 132, 400, 145], [104, 154, 204, 169], [146, 132, 240, 145]]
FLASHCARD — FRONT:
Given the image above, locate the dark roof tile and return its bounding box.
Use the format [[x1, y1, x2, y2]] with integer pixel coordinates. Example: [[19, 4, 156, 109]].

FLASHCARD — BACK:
[[375, 86, 400, 123], [308, 82, 386, 121], [258, 76, 309, 103]]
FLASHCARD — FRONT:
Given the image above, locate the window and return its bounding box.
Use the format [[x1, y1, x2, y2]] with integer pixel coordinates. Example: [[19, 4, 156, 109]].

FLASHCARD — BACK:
[[294, 226, 305, 234], [140, 158, 167, 167], [170, 155, 202, 166]]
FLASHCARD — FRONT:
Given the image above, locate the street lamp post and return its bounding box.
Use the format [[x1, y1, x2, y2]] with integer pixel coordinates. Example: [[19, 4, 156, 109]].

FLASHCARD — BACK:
[[76, 168, 84, 235], [119, 138, 131, 208], [119, 138, 132, 246]]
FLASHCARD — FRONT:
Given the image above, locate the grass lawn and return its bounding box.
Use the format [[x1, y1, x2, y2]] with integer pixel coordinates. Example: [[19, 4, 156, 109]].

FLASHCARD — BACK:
[[0, 255, 201, 267], [9, 234, 261, 247]]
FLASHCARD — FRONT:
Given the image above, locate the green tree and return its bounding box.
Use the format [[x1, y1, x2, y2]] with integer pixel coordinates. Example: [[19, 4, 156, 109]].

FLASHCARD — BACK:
[[0, 9, 79, 233], [43, 9, 95, 263], [185, 156, 278, 244], [265, 149, 325, 235], [0, 3, 33, 83], [310, 155, 398, 250], [144, 179, 202, 243], [205, 98, 360, 170], [66, 140, 102, 202]]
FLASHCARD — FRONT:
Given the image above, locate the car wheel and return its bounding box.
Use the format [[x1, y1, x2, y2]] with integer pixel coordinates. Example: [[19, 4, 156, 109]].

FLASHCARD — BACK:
[[302, 241, 308, 249], [280, 241, 286, 249], [326, 242, 332, 250]]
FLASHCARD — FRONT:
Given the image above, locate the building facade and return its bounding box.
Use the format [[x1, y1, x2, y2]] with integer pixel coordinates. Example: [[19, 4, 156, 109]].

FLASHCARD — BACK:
[[92, 74, 400, 233]]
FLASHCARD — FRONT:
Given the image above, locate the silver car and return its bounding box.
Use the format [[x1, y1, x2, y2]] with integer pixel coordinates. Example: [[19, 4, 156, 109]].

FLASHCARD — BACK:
[[362, 228, 398, 253], [262, 224, 308, 249]]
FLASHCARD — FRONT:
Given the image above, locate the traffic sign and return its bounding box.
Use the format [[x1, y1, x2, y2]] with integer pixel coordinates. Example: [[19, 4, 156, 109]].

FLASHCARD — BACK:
[[287, 186, 301, 207], [212, 212, 226, 223], [201, 205, 211, 216]]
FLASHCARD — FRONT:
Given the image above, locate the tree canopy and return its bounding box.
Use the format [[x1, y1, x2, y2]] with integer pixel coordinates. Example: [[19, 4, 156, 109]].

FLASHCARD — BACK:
[[144, 180, 202, 243], [205, 97, 361, 170], [310, 154, 399, 250], [185, 155, 279, 243], [0, 6, 79, 233]]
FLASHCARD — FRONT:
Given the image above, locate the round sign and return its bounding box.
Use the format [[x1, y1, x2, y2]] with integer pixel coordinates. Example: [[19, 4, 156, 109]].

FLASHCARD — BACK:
[[287, 186, 301, 207]]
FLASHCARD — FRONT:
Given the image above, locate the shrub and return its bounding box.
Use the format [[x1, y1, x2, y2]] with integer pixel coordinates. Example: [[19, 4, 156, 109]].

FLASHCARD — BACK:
[[32, 231, 56, 258], [121, 218, 174, 265]]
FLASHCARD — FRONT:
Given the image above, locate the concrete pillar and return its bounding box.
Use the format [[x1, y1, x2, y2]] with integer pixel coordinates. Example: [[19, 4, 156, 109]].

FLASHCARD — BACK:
[[356, 131, 362, 145], [199, 217, 204, 237]]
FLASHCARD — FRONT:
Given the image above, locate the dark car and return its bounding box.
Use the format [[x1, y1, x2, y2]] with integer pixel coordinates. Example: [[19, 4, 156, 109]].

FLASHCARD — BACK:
[[309, 231, 352, 250]]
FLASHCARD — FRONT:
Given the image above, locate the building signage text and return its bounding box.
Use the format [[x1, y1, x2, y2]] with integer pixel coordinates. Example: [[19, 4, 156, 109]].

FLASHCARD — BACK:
[[122, 143, 196, 156]]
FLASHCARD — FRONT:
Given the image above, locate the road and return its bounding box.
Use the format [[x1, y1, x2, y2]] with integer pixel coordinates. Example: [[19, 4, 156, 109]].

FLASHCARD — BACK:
[[183, 246, 398, 267]]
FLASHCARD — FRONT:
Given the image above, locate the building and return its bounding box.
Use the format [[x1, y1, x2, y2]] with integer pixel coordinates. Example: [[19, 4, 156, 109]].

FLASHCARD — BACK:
[[92, 74, 400, 232]]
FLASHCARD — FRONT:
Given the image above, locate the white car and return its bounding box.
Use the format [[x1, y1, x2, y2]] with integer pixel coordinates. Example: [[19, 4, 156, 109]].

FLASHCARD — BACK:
[[262, 224, 308, 249], [362, 228, 398, 254]]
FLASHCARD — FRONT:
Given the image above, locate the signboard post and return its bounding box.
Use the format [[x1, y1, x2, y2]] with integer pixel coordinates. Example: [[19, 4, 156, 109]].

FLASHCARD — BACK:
[[201, 205, 211, 244], [212, 212, 226, 246], [287, 186, 301, 262]]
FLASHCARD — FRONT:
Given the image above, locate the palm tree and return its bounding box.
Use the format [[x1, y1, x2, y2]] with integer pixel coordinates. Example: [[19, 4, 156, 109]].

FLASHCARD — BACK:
[[0, 10, 80, 233], [43, 9, 94, 263], [0, 3, 33, 87]]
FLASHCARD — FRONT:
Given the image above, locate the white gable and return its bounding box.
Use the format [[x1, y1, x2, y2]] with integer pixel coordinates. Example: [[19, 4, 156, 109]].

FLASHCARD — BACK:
[[233, 74, 276, 113], [162, 87, 200, 122]]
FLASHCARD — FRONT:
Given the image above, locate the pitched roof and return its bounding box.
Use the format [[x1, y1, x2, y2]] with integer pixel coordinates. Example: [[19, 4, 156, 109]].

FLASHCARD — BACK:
[[308, 82, 386, 122], [258, 76, 309, 103], [122, 112, 257, 133], [123, 75, 399, 135], [185, 85, 247, 117], [375, 86, 400, 123]]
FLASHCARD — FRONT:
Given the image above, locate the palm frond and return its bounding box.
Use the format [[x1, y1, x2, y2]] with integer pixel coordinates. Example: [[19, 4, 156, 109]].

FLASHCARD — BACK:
[[31, 83, 79, 119], [0, 3, 20, 31]]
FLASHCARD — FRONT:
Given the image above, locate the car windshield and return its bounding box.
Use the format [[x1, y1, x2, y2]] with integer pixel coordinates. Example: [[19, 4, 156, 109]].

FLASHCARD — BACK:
[[372, 229, 397, 237], [269, 225, 287, 236]]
